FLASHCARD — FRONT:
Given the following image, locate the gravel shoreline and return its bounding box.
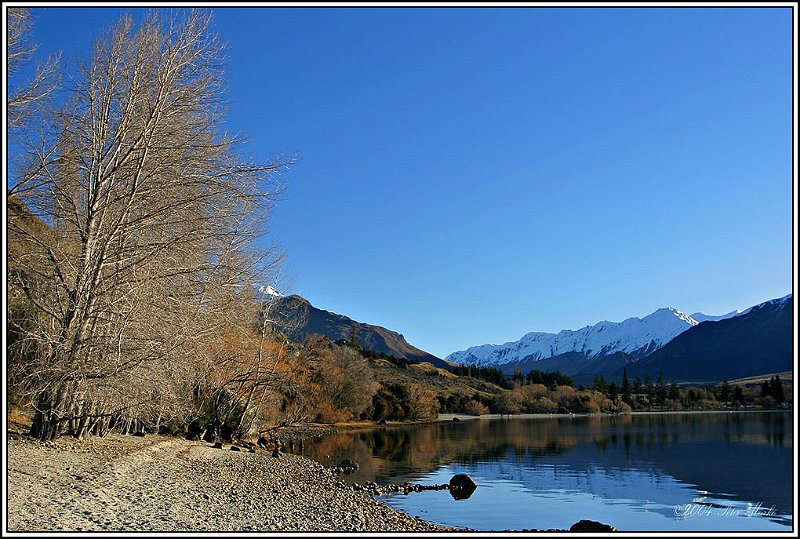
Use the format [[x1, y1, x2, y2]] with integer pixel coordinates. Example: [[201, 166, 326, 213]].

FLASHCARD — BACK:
[[6, 432, 461, 532]]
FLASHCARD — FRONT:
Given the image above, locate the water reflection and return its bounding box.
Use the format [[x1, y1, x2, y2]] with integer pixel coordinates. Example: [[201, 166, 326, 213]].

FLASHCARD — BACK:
[[296, 412, 793, 531]]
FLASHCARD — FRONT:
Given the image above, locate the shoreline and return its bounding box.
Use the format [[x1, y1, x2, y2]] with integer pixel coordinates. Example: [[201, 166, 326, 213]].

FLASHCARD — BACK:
[[6, 431, 460, 532], [8, 408, 790, 532], [330, 407, 793, 431]]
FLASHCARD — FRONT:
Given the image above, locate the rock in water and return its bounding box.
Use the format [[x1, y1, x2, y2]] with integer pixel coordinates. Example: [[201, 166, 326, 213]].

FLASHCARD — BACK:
[[213, 442, 224, 449], [569, 520, 617, 532], [452, 417, 461, 422], [230, 446, 241, 452], [449, 474, 477, 500]]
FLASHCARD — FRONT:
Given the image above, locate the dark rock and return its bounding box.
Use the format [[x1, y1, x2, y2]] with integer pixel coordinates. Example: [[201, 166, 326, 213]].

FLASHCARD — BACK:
[[213, 442, 224, 449], [257, 436, 269, 448], [452, 417, 461, 422], [449, 473, 477, 500], [569, 520, 617, 532], [271, 449, 281, 458], [230, 446, 241, 452], [337, 459, 359, 473], [248, 447, 256, 453], [133, 432, 146, 437]]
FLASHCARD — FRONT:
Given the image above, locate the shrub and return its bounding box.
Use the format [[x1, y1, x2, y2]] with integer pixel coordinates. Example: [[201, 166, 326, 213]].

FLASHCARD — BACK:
[[464, 399, 490, 416]]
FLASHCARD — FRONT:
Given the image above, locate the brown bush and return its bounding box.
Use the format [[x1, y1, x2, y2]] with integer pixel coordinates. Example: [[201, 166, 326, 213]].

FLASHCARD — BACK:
[[464, 399, 489, 416]]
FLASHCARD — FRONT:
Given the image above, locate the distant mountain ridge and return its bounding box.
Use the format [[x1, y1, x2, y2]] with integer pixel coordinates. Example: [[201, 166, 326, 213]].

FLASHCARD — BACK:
[[627, 294, 793, 382], [265, 294, 449, 369], [447, 294, 793, 383], [446, 306, 704, 367]]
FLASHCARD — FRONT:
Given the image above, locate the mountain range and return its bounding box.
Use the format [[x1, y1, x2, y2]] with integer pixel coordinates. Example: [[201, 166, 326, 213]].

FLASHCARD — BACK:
[[446, 307, 710, 368], [260, 289, 792, 385], [446, 294, 793, 384]]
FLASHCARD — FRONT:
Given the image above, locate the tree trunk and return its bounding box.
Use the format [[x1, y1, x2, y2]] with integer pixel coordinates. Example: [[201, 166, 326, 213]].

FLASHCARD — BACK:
[[30, 388, 65, 441]]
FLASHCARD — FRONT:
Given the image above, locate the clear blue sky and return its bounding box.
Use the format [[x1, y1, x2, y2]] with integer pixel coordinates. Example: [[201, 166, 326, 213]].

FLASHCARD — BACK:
[[16, 6, 795, 358]]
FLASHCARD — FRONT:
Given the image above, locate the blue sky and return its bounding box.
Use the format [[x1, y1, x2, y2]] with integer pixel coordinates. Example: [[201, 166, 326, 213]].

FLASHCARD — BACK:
[[14, 7, 795, 358]]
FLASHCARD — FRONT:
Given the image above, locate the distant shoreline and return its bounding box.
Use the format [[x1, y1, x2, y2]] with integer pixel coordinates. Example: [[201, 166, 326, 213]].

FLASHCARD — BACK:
[[327, 408, 792, 433], [439, 409, 792, 422]]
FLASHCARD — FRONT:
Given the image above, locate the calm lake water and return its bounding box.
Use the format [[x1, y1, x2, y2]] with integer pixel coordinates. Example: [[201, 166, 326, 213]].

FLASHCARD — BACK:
[[297, 412, 794, 532]]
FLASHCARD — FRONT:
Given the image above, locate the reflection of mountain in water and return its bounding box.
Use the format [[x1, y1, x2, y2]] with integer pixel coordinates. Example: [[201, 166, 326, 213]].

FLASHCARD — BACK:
[[298, 412, 793, 521]]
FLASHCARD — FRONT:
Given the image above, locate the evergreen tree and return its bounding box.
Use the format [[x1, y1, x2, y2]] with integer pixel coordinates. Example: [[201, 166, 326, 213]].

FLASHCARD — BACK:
[[761, 380, 772, 398], [621, 369, 632, 405], [656, 372, 667, 409], [771, 376, 785, 404], [608, 382, 619, 401], [593, 375, 607, 394], [718, 380, 731, 404]]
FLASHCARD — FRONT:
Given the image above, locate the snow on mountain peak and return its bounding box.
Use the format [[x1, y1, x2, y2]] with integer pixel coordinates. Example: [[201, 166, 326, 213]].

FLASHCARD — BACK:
[[445, 294, 792, 369], [257, 284, 283, 300], [766, 293, 792, 306], [446, 306, 701, 368], [648, 307, 699, 326]]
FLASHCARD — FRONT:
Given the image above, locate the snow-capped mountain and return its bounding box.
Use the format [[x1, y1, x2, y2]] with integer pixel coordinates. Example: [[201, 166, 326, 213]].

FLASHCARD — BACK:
[[257, 284, 283, 302], [445, 295, 794, 369], [446, 307, 702, 368]]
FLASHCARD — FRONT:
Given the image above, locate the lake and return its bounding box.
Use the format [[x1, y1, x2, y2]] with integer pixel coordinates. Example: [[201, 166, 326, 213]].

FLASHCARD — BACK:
[[296, 411, 794, 531]]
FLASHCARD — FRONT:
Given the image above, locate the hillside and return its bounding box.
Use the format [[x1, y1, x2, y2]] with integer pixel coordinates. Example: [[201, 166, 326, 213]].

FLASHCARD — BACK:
[[499, 351, 636, 386], [266, 295, 450, 369], [626, 295, 793, 383], [368, 359, 505, 407]]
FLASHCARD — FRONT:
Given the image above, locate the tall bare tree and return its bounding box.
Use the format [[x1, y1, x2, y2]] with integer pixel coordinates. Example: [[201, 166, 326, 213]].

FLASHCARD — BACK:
[[8, 10, 290, 440], [6, 7, 60, 135]]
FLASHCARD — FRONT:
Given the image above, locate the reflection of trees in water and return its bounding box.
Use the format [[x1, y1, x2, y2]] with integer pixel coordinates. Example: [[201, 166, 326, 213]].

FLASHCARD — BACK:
[[300, 420, 581, 483], [299, 412, 792, 485], [763, 412, 786, 447]]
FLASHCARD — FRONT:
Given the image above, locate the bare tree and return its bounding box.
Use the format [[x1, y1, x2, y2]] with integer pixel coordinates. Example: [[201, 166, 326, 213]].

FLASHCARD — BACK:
[[6, 7, 60, 135], [198, 276, 312, 441], [8, 10, 291, 440]]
